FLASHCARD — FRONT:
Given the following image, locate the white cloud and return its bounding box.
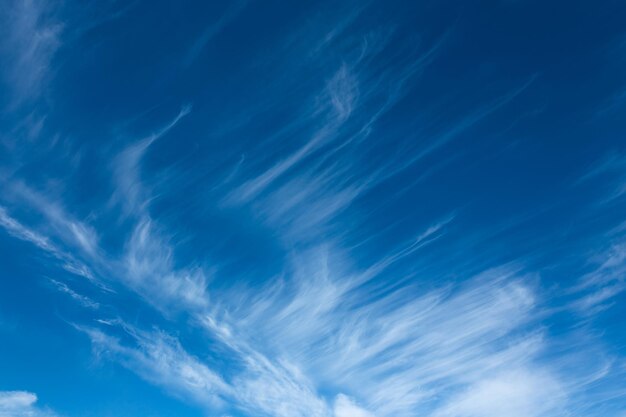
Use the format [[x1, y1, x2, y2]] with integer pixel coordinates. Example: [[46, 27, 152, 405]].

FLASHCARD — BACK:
[[215, 247, 555, 417], [0, 391, 57, 417], [111, 105, 191, 217], [0, 205, 99, 284], [334, 394, 376, 417], [82, 320, 330, 417], [6, 183, 101, 260], [77, 252, 571, 417], [81, 324, 230, 409], [123, 217, 209, 311], [434, 369, 565, 417], [232, 358, 329, 417]]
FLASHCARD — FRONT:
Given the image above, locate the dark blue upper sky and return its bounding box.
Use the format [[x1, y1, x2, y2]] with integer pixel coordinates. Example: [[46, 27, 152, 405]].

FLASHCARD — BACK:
[[1, 1, 626, 416]]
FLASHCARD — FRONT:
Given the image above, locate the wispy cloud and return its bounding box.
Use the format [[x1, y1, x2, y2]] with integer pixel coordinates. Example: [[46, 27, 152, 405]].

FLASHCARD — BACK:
[[0, 205, 98, 284], [220, 29, 533, 247], [220, 257, 551, 417], [0, 0, 61, 105], [220, 31, 454, 242], [80, 323, 231, 410], [577, 151, 626, 205], [570, 241, 626, 314], [122, 217, 210, 311], [49, 279, 99, 309], [81, 319, 329, 417], [224, 63, 359, 206], [111, 105, 192, 217], [76, 249, 606, 417], [433, 368, 565, 417], [1, 106, 204, 313]]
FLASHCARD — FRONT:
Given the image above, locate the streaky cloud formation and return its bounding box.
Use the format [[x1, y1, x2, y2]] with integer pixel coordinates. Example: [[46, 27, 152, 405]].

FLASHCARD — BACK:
[[1, 1, 626, 417]]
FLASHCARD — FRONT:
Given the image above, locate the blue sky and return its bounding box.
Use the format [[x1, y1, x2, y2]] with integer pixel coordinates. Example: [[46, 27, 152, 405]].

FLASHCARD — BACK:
[[1, 0, 626, 416]]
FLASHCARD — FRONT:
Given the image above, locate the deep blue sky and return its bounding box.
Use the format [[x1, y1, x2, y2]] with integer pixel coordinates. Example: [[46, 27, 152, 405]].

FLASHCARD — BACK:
[[1, 1, 626, 416]]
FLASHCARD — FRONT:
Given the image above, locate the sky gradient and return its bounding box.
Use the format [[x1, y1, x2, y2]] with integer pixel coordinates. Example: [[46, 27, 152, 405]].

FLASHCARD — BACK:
[[1, 1, 626, 416]]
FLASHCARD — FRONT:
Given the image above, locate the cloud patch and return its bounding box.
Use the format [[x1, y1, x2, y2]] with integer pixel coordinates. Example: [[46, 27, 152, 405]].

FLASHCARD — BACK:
[[0, 391, 57, 417]]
